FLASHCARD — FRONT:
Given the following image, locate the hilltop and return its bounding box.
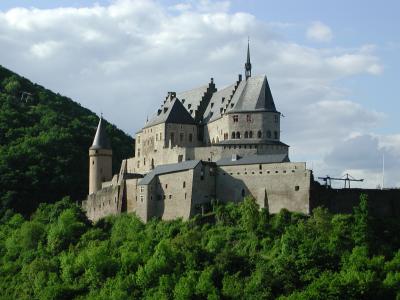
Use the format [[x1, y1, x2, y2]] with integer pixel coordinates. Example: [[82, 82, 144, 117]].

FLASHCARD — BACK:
[[0, 65, 134, 216]]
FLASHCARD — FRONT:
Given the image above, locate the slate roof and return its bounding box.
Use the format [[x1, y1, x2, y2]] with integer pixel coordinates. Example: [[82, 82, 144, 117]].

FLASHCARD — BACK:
[[139, 160, 201, 185], [90, 117, 111, 150], [144, 74, 277, 129], [216, 154, 289, 166], [144, 96, 196, 128], [217, 140, 289, 147], [177, 85, 209, 119], [203, 83, 237, 123], [229, 75, 277, 113]]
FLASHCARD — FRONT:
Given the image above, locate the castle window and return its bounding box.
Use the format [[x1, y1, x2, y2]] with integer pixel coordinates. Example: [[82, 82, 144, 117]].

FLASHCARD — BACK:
[[189, 133, 193, 142], [295, 186, 300, 191], [249, 131, 253, 138], [140, 195, 144, 202], [259, 164, 262, 170], [165, 184, 168, 189], [241, 189, 245, 197], [170, 132, 175, 143], [224, 133, 228, 140], [246, 114, 251, 122], [274, 131, 278, 139], [163, 195, 166, 200], [244, 131, 249, 138], [140, 186, 144, 193], [143, 158, 146, 166], [137, 149, 140, 157], [236, 131, 241, 139], [180, 133, 184, 142], [233, 115, 239, 122], [231, 132, 236, 139], [169, 195, 172, 199], [257, 131, 262, 138], [267, 131, 271, 138], [185, 193, 187, 199], [92, 160, 94, 165], [274, 114, 279, 123], [183, 181, 186, 188]]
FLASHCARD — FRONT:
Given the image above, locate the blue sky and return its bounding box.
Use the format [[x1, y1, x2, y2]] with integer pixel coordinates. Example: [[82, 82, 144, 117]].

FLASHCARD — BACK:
[[0, 0, 399, 187]]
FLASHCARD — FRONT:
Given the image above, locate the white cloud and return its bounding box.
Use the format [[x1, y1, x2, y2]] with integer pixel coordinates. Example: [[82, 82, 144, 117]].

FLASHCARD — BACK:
[[306, 21, 333, 42], [0, 0, 395, 188], [30, 41, 62, 59]]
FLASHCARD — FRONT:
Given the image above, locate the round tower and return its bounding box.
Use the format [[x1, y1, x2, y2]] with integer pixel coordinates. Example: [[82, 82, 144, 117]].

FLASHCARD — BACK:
[[89, 116, 112, 194]]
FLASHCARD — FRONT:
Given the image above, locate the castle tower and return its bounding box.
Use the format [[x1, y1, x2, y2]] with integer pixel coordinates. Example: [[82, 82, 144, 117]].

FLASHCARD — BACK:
[[89, 116, 112, 194], [245, 38, 252, 79]]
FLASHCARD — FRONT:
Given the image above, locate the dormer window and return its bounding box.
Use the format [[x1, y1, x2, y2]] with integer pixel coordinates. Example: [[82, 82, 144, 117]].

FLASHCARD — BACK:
[[221, 97, 225, 103], [188, 104, 191, 109], [182, 99, 185, 104], [164, 107, 168, 113], [211, 103, 214, 108]]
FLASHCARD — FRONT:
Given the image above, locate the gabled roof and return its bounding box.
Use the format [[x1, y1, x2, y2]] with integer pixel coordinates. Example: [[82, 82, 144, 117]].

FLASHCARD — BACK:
[[139, 160, 201, 185], [144, 96, 196, 128], [90, 117, 111, 150], [216, 154, 289, 166], [230, 75, 277, 113]]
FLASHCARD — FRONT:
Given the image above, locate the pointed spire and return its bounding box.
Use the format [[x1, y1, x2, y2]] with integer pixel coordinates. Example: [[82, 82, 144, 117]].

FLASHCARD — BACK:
[[90, 115, 111, 150], [245, 37, 252, 79]]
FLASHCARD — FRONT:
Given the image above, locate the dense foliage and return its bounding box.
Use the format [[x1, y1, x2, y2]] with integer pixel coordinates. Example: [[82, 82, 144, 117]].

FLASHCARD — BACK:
[[0, 195, 399, 299], [0, 65, 134, 216]]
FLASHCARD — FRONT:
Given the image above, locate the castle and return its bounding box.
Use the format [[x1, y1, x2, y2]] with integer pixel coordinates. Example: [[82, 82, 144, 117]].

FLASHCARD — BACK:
[[82, 43, 314, 222]]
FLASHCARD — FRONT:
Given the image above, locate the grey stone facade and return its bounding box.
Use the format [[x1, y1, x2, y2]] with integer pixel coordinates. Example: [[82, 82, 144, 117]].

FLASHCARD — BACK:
[[82, 46, 316, 222]]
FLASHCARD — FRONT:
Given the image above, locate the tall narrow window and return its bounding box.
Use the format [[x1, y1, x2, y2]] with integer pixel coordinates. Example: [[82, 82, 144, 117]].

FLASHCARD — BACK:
[[180, 133, 184, 142], [244, 131, 249, 138], [183, 181, 186, 188], [233, 115, 239, 122], [274, 131, 278, 139], [170, 132, 175, 143], [236, 131, 241, 139], [189, 133, 193, 142], [246, 114, 251, 122], [257, 131, 262, 138], [249, 131, 253, 138], [231, 132, 236, 139], [267, 130, 271, 138]]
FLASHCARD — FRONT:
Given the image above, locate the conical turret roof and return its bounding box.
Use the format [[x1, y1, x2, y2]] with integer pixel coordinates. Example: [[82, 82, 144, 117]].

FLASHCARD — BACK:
[[90, 116, 111, 150]]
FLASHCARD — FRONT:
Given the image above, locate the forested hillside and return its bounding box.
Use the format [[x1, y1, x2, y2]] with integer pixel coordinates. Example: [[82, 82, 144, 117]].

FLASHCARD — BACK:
[[0, 65, 134, 216], [0, 196, 399, 299]]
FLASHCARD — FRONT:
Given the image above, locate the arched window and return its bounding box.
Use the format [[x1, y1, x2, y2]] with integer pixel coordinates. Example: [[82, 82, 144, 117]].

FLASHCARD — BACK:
[[267, 130, 271, 138], [216, 137, 219, 143], [257, 130, 262, 138], [249, 131, 253, 138], [231, 132, 236, 139], [244, 131, 249, 138], [274, 131, 278, 139], [212, 138, 215, 144], [236, 131, 241, 139], [183, 181, 186, 188]]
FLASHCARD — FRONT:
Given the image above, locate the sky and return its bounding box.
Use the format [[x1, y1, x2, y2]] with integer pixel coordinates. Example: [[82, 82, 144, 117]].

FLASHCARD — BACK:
[[0, 0, 399, 188]]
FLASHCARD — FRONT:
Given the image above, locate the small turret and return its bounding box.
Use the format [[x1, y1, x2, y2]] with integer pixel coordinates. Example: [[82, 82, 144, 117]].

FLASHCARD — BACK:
[[89, 116, 112, 194]]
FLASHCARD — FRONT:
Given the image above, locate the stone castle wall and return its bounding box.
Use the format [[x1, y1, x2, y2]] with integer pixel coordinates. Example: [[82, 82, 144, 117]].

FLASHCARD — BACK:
[[216, 162, 311, 214]]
